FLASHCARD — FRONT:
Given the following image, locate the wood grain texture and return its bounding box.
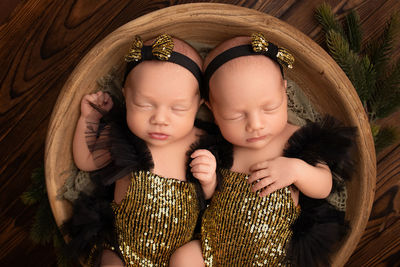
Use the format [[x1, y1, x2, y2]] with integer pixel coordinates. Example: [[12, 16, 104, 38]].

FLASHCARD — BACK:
[[0, 0, 398, 266], [45, 5, 375, 267], [346, 110, 400, 267]]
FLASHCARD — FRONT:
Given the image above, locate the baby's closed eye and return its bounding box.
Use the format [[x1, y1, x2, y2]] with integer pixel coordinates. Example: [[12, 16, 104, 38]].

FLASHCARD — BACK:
[[134, 102, 153, 110], [171, 105, 190, 111], [222, 113, 244, 120]]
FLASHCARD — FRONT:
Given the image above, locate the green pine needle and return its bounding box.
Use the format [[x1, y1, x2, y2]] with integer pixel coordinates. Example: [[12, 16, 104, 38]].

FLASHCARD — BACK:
[[326, 30, 373, 102], [375, 126, 400, 152], [21, 166, 70, 266], [21, 167, 46, 205], [371, 57, 400, 118], [345, 10, 362, 52], [316, 4, 400, 152], [315, 3, 346, 38], [30, 199, 54, 244], [54, 231, 73, 267], [367, 13, 400, 78]]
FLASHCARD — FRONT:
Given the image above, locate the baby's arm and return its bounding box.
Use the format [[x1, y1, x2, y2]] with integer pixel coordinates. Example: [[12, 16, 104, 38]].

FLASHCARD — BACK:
[[169, 240, 204, 267], [248, 157, 332, 199], [190, 149, 217, 199], [73, 91, 113, 171], [100, 249, 124, 267]]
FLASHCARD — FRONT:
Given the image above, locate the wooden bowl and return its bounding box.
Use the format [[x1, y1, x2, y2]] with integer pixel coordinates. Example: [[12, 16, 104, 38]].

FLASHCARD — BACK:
[[45, 3, 376, 266]]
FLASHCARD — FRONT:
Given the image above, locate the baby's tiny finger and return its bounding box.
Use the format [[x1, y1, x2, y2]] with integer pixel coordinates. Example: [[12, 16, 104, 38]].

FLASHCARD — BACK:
[[192, 172, 209, 181], [191, 164, 210, 173], [85, 94, 95, 101], [259, 183, 278, 197], [104, 92, 111, 101], [251, 177, 273, 192], [248, 169, 269, 183], [249, 161, 269, 172], [191, 149, 213, 158], [99, 92, 106, 102], [190, 156, 212, 166]]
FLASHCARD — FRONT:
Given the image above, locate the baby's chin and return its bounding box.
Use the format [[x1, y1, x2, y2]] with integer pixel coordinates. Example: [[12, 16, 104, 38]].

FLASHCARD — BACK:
[[233, 137, 272, 150]]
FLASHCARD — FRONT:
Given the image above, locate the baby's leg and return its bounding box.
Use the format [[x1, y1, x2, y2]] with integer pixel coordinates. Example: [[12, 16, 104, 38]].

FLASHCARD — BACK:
[[100, 249, 124, 267], [169, 240, 204, 267]]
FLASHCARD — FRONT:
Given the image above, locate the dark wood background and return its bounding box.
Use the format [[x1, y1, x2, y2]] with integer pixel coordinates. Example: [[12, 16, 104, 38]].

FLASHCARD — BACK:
[[0, 0, 399, 266]]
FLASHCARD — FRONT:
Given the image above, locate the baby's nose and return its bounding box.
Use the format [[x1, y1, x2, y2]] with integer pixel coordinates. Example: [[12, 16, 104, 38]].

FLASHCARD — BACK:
[[150, 107, 169, 125]]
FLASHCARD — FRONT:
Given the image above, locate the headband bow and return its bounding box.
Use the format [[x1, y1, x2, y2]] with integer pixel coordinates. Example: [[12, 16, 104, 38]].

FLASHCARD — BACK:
[[125, 34, 174, 62], [251, 32, 294, 69]]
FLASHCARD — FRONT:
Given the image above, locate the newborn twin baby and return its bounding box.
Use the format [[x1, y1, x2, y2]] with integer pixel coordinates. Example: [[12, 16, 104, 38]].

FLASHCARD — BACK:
[[67, 33, 355, 267]]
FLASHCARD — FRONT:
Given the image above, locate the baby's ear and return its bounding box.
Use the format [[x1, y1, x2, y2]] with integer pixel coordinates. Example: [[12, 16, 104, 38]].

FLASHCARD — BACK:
[[283, 79, 288, 90], [122, 87, 126, 97]]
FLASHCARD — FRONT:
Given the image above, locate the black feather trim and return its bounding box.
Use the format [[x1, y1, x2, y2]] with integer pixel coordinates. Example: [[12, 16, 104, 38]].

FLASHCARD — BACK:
[[283, 116, 356, 266], [61, 184, 117, 265], [285, 195, 348, 267], [215, 136, 234, 170], [193, 120, 234, 170], [89, 102, 154, 186], [283, 115, 357, 188], [104, 121, 153, 185]]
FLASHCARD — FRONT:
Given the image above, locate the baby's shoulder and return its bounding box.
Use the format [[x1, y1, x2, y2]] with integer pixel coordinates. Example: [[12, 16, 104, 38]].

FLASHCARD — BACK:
[[282, 123, 300, 143]]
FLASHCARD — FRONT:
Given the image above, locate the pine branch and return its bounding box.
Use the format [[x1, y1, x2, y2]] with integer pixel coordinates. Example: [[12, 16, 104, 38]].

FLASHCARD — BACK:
[[386, 58, 400, 87], [326, 30, 373, 102], [30, 199, 54, 244], [366, 13, 400, 78], [345, 10, 362, 53], [370, 57, 400, 118], [21, 167, 46, 205], [375, 125, 400, 152], [315, 3, 346, 38], [315, 5, 400, 152], [360, 55, 377, 116], [361, 55, 377, 87], [22, 166, 71, 266], [53, 230, 73, 267]]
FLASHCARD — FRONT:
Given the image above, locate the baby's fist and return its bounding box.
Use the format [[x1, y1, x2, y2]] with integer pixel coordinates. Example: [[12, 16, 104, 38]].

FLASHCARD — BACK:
[[80, 91, 113, 121], [190, 149, 217, 186]]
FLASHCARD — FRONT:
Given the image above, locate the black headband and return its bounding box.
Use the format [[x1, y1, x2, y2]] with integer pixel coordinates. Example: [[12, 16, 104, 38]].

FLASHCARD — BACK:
[[123, 34, 202, 88], [203, 33, 294, 100]]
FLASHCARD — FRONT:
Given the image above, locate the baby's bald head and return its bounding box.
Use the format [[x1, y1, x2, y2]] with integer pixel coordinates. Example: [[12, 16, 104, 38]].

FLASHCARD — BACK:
[[203, 36, 284, 102]]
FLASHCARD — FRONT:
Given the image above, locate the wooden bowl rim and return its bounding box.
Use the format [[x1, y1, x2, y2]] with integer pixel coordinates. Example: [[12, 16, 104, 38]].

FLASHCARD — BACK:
[[45, 3, 376, 266]]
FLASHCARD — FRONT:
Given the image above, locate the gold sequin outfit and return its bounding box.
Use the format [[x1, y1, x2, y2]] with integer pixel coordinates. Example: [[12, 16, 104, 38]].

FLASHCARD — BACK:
[[201, 169, 301, 266], [112, 171, 200, 266]]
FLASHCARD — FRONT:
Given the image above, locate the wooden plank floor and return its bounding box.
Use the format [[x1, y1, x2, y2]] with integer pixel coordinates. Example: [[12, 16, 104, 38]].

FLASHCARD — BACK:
[[0, 0, 399, 266]]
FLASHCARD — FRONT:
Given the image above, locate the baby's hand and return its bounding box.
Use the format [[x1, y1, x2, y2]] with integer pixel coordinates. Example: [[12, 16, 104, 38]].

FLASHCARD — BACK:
[[190, 149, 217, 186], [80, 91, 113, 121], [248, 157, 300, 197]]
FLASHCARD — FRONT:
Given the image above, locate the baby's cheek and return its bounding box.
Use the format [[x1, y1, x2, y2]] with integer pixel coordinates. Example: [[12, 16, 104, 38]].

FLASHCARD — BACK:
[[126, 112, 145, 136], [220, 124, 242, 143]]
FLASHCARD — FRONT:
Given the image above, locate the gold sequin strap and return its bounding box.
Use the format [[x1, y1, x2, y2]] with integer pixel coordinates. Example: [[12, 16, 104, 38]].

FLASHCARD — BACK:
[[201, 169, 300, 266], [112, 171, 200, 266]]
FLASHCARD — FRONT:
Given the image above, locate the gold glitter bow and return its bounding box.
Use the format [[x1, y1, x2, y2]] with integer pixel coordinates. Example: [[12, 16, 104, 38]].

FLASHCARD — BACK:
[[251, 32, 294, 69], [125, 34, 174, 62]]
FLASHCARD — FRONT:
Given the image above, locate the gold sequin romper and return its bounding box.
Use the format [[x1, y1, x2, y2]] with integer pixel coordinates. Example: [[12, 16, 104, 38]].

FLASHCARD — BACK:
[[112, 170, 200, 266], [201, 169, 301, 266]]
